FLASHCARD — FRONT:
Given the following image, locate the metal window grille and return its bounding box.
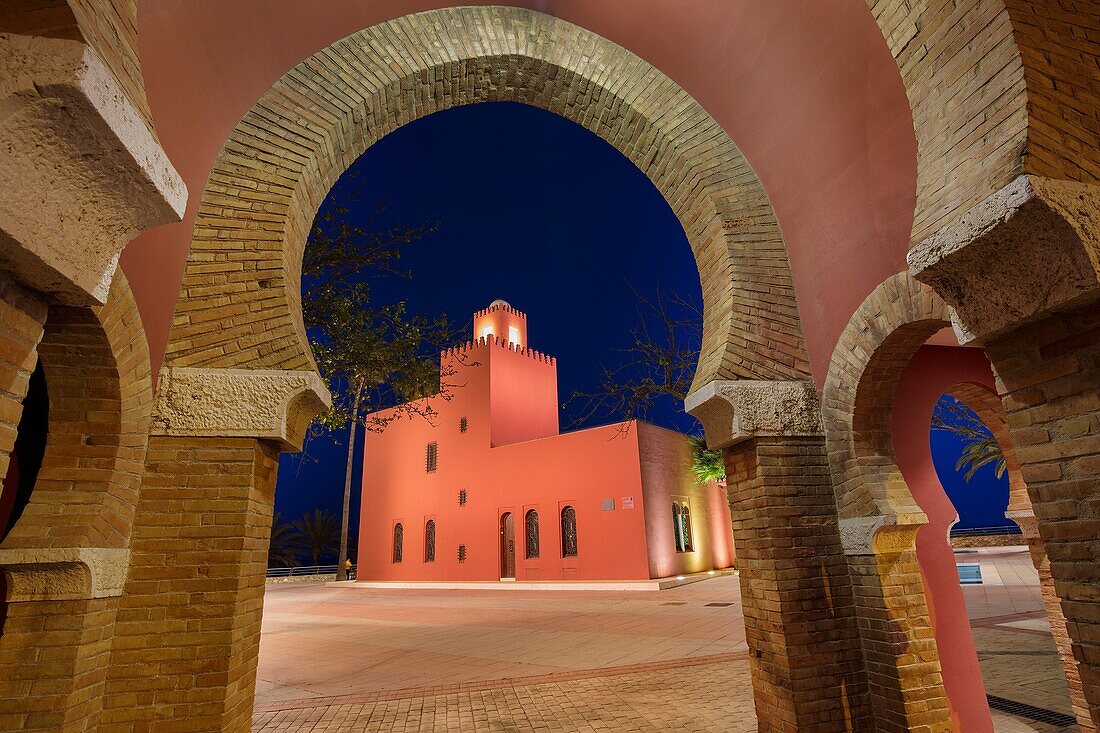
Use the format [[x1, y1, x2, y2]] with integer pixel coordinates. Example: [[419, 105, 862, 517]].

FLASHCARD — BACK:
[[457, 544, 467, 562], [426, 442, 438, 472], [525, 510, 540, 559], [458, 489, 467, 506], [681, 504, 694, 552], [424, 520, 436, 562], [459, 417, 468, 433], [560, 506, 578, 558], [672, 502, 684, 552], [392, 523, 403, 563]]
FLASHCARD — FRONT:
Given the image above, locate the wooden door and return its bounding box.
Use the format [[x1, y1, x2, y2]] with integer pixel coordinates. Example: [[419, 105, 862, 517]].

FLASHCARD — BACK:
[[500, 512, 515, 579]]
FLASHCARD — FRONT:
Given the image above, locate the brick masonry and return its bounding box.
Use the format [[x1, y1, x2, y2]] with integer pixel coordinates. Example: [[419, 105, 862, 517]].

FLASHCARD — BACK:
[[162, 6, 812, 392]]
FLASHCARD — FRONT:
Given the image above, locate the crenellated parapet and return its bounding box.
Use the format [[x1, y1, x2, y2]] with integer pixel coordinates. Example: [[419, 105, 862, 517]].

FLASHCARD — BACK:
[[441, 333, 557, 365]]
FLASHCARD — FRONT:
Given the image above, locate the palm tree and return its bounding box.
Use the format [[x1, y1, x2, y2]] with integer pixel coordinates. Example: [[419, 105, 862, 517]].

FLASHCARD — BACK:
[[690, 435, 726, 484], [931, 395, 1007, 483], [292, 509, 341, 566], [268, 512, 303, 568]]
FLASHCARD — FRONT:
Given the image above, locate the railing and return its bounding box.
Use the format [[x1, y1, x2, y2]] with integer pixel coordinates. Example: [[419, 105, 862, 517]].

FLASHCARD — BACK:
[[949, 525, 1022, 537], [266, 564, 356, 579]]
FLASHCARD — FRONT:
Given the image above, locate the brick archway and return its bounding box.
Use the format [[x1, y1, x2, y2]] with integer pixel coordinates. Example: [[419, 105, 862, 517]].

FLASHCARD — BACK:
[[160, 6, 809, 389], [0, 270, 153, 731], [823, 271, 954, 731], [129, 7, 815, 729]]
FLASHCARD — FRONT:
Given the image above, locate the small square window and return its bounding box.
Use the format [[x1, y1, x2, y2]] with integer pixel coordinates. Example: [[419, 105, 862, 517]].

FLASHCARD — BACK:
[[459, 417, 468, 433], [458, 489, 468, 506], [426, 442, 438, 473], [458, 544, 467, 562]]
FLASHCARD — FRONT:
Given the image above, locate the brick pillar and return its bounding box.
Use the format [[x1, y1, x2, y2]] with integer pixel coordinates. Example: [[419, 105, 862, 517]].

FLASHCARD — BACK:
[[840, 523, 950, 731], [100, 367, 329, 731], [983, 308, 1100, 731], [688, 380, 870, 731], [100, 436, 279, 731], [909, 174, 1100, 731]]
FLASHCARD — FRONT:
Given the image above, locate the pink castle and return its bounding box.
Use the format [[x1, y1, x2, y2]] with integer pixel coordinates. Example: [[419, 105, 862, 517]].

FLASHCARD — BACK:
[[356, 300, 735, 582]]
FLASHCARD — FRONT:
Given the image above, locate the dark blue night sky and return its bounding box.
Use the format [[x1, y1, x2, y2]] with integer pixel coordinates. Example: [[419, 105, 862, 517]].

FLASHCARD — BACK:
[[274, 101, 1009, 547], [276, 102, 699, 531]]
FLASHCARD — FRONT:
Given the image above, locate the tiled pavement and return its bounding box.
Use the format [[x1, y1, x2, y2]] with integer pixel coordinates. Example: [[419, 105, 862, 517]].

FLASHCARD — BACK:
[[254, 548, 1072, 731]]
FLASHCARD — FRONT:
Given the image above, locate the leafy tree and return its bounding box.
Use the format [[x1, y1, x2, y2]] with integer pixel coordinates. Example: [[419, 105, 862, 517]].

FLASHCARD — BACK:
[[268, 512, 303, 568], [690, 435, 726, 484], [931, 395, 1007, 482], [301, 172, 458, 581], [292, 509, 341, 566]]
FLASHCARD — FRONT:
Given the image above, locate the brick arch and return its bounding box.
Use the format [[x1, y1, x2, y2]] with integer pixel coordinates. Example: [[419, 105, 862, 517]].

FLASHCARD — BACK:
[[162, 5, 810, 392], [867, 0, 1099, 248], [0, 267, 153, 730], [823, 270, 954, 731], [0, 268, 152, 551], [943, 381, 1028, 518]]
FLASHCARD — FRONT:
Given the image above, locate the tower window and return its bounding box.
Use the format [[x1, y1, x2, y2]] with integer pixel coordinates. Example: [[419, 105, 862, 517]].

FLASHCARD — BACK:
[[426, 442, 438, 472], [508, 326, 521, 344], [459, 417, 468, 433], [560, 506, 578, 558]]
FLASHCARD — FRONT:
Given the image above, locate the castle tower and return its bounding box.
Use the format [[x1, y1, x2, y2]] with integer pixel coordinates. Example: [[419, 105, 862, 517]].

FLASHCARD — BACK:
[[473, 299, 527, 348]]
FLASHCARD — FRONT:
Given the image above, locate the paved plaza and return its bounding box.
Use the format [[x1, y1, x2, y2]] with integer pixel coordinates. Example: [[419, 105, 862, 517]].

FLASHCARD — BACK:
[[254, 548, 1073, 731]]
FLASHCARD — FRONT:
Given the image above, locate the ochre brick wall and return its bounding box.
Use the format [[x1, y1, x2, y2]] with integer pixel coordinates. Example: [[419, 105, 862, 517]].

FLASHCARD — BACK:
[[0, 270, 151, 731], [1, 271, 151, 551], [822, 272, 953, 730], [101, 436, 280, 732], [984, 303, 1100, 730], [0, 275, 47, 485], [867, 1, 1098, 248], [163, 6, 811, 394], [0, 0, 156, 135], [723, 437, 869, 730]]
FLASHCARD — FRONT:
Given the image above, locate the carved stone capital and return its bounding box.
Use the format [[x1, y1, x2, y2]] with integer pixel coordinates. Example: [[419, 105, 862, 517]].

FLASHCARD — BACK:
[[839, 513, 927, 556], [0, 547, 129, 601], [0, 33, 187, 306], [151, 367, 331, 451], [909, 175, 1100, 344], [1006, 509, 1039, 539], [685, 380, 822, 449]]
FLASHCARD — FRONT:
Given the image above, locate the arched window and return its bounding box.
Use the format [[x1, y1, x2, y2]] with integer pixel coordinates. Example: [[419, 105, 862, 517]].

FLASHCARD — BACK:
[[672, 502, 684, 552], [424, 520, 436, 562], [392, 523, 403, 563], [680, 504, 694, 552], [560, 506, 578, 558], [525, 510, 540, 559]]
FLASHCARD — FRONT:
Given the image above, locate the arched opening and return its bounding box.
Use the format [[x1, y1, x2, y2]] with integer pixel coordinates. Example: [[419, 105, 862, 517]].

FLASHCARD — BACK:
[[424, 520, 435, 564], [560, 506, 578, 559], [392, 523, 403, 564], [0, 361, 48, 541], [524, 510, 539, 560]]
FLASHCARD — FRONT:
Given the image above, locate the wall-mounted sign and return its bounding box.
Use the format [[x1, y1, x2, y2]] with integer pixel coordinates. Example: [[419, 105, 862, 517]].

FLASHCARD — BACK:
[[622, 496, 635, 509]]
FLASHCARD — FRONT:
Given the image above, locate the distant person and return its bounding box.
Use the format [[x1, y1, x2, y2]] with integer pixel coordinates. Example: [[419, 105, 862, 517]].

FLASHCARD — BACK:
[[344, 558, 353, 579]]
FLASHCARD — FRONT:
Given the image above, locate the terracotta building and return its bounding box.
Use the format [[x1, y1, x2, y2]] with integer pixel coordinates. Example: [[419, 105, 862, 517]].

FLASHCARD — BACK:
[[357, 301, 735, 582]]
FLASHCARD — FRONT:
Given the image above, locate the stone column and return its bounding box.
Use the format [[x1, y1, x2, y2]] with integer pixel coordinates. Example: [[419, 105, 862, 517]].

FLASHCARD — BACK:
[[100, 368, 328, 732], [687, 380, 870, 731], [911, 174, 1100, 731]]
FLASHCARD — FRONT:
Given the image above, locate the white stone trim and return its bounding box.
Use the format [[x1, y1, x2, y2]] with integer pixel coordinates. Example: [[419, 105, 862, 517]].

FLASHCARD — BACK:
[[0, 547, 130, 601], [685, 379, 822, 449], [0, 33, 186, 305], [151, 367, 331, 451]]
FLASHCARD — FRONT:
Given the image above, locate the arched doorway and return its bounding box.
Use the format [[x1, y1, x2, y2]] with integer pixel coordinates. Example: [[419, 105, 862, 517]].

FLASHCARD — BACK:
[[499, 512, 515, 580]]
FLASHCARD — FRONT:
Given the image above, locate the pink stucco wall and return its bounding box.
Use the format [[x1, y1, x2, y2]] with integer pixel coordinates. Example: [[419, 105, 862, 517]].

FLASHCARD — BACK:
[[128, 0, 916, 388], [892, 345, 1001, 731]]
